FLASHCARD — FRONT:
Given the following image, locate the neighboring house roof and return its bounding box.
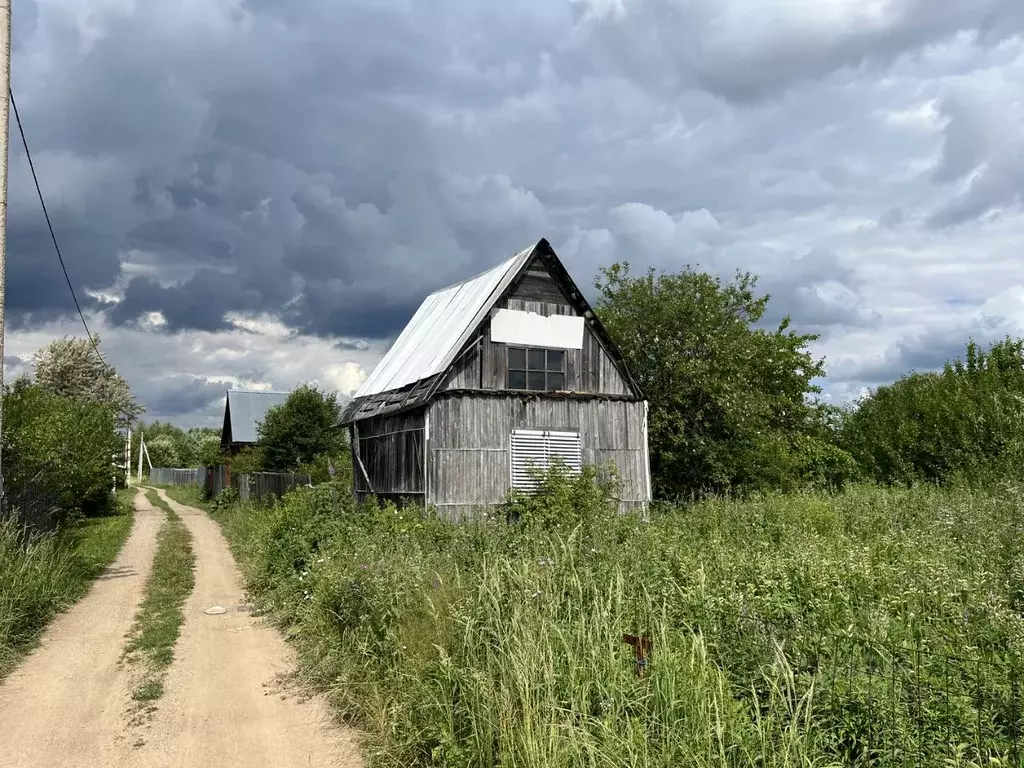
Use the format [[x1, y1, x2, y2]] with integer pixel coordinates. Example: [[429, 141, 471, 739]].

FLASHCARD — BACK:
[[340, 238, 643, 426], [355, 243, 536, 399], [222, 390, 290, 444]]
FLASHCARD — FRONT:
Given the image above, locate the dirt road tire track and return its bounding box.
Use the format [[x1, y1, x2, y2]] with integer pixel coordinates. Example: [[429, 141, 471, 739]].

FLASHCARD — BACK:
[[0, 489, 164, 768], [130, 488, 362, 768]]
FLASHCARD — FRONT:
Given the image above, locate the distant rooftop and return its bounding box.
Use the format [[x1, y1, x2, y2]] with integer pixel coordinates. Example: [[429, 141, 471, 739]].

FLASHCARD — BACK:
[[223, 389, 290, 444]]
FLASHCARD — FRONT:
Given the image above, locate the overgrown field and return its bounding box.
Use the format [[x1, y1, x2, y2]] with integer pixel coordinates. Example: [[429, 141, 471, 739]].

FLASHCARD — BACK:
[[169, 477, 1024, 767], [0, 490, 135, 678]]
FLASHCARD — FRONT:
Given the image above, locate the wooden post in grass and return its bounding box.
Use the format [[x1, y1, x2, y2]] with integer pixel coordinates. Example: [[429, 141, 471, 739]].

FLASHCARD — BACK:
[[622, 634, 653, 678]]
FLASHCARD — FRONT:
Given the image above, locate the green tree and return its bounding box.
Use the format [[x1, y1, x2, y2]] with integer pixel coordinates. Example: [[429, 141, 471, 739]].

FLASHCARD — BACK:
[[842, 336, 1024, 486], [131, 423, 223, 469], [33, 335, 143, 428], [594, 262, 841, 499], [3, 377, 120, 518], [185, 427, 221, 466], [257, 384, 345, 472], [194, 431, 224, 468], [144, 434, 182, 469]]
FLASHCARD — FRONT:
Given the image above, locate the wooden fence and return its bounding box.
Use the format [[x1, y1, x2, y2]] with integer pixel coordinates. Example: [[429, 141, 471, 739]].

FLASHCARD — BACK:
[[0, 482, 62, 535], [235, 472, 311, 504], [149, 467, 202, 487], [149, 465, 311, 504], [204, 465, 230, 498]]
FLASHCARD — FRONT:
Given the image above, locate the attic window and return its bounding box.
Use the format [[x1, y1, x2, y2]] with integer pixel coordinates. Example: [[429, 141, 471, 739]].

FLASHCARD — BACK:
[[508, 347, 565, 391]]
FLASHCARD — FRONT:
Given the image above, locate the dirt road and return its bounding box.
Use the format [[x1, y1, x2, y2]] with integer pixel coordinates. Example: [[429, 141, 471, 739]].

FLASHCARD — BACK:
[[0, 490, 163, 767], [131, 488, 362, 768], [0, 489, 363, 768]]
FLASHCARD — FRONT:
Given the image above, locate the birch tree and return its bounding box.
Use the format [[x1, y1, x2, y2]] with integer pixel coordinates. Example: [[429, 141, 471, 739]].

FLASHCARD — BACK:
[[32, 335, 144, 428]]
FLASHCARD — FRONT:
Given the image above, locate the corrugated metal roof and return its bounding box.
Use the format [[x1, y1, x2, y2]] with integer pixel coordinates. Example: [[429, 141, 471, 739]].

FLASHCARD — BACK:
[[354, 242, 539, 398], [225, 390, 290, 444]]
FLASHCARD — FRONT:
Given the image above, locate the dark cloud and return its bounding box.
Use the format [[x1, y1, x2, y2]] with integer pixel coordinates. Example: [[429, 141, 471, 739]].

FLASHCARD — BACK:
[[135, 376, 227, 419], [5, 0, 1024, 424], [570, 0, 1024, 104]]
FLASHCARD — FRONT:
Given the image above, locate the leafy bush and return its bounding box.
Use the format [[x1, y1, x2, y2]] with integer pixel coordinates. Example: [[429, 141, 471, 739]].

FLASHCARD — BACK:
[[842, 337, 1024, 486], [3, 378, 121, 518], [257, 383, 347, 472], [297, 446, 353, 485], [229, 446, 265, 475]]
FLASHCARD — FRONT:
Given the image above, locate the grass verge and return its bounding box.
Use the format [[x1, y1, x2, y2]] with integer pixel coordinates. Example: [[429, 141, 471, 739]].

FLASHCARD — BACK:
[[122, 488, 195, 717], [0, 490, 134, 679]]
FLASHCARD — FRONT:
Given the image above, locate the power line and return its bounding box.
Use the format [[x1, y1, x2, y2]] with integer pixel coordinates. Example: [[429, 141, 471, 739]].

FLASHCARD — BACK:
[[9, 87, 106, 367]]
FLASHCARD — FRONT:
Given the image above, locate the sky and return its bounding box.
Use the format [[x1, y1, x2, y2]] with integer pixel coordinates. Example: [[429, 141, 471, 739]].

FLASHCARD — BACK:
[[4, 0, 1024, 427]]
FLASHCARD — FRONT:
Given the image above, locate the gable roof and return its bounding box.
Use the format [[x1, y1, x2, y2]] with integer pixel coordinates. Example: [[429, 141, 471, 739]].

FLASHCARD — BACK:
[[341, 238, 642, 424], [354, 243, 536, 399], [222, 390, 290, 444]]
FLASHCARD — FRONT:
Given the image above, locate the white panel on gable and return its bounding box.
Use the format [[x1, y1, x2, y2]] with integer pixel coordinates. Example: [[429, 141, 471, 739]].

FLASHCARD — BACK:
[[510, 428, 582, 492], [490, 308, 585, 350]]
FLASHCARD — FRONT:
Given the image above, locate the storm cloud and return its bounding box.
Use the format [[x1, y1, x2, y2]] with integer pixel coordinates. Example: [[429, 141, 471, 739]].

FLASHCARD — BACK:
[[6, 0, 1024, 423]]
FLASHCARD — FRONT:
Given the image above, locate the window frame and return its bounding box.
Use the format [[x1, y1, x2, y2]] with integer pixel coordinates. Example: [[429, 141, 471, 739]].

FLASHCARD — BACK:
[[506, 346, 567, 392]]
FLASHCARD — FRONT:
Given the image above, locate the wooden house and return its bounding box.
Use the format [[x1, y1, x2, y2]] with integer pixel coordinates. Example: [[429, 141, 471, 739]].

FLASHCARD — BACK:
[[339, 238, 651, 518]]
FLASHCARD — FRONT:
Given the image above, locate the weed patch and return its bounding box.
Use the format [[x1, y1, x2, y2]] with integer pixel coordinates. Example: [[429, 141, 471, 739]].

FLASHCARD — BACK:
[[184, 478, 1024, 767], [122, 489, 195, 718], [0, 491, 134, 678]]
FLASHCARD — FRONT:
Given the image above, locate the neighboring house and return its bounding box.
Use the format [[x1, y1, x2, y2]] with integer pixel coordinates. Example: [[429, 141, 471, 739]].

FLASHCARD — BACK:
[[339, 238, 652, 518], [220, 390, 290, 455]]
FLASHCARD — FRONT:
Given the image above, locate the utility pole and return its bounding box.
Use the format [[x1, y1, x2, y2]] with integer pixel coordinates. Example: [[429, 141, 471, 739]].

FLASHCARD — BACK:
[[137, 431, 144, 484], [0, 0, 13, 504]]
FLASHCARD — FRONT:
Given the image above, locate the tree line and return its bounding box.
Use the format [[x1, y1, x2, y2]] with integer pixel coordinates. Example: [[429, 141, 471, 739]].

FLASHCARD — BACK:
[[595, 262, 1024, 498]]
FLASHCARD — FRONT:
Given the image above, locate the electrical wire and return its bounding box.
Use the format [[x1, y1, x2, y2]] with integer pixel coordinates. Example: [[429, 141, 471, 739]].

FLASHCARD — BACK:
[[9, 87, 106, 367]]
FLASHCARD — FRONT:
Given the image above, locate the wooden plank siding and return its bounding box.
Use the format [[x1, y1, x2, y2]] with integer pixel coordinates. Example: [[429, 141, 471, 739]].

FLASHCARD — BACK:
[[351, 408, 426, 504], [440, 261, 632, 396], [427, 393, 649, 519]]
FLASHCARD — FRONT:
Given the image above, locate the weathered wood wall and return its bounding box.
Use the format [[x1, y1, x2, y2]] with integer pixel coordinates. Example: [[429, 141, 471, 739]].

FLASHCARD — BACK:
[[351, 408, 426, 503], [441, 258, 632, 396], [427, 393, 650, 519]]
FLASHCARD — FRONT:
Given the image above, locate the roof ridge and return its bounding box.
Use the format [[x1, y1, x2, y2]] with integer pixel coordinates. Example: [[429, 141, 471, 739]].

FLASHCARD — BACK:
[[351, 240, 540, 400], [424, 242, 538, 297]]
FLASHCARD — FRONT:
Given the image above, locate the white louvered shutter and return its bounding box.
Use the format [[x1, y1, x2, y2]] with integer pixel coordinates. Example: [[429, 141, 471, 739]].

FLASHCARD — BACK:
[[510, 429, 582, 492]]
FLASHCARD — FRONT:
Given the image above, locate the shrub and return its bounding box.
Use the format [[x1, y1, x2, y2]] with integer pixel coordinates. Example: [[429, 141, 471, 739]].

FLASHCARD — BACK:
[[843, 337, 1024, 486], [229, 446, 265, 475], [3, 378, 120, 519]]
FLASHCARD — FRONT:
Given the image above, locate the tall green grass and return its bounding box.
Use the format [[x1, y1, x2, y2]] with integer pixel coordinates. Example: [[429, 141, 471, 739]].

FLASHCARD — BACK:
[[0, 490, 134, 678], [171, 477, 1024, 767]]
